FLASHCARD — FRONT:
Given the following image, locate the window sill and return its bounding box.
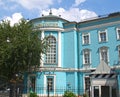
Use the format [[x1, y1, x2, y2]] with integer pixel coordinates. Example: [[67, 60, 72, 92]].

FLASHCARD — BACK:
[[43, 63, 58, 67], [83, 63, 91, 65], [99, 41, 108, 43], [82, 43, 90, 46]]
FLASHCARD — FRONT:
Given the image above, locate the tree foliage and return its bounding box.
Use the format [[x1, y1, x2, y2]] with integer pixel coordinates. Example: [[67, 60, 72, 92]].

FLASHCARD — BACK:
[[0, 19, 48, 89], [63, 91, 77, 97]]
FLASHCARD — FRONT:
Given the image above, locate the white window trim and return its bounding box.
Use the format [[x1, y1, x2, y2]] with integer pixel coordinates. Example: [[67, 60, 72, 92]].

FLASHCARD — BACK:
[[27, 74, 36, 93], [116, 28, 120, 40], [118, 45, 120, 61], [99, 47, 109, 63], [98, 29, 108, 42], [83, 49, 91, 65], [82, 33, 90, 45], [44, 74, 56, 95], [84, 76, 90, 93], [45, 35, 57, 64]]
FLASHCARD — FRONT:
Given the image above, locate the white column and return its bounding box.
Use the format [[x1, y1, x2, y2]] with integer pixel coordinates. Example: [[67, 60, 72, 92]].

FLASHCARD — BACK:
[[99, 85, 101, 97], [41, 30, 44, 67], [92, 86, 94, 97], [58, 31, 61, 67], [110, 86, 112, 97]]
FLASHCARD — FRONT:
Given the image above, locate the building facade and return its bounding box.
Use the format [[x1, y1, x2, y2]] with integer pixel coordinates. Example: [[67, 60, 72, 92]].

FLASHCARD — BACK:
[[23, 12, 120, 97]]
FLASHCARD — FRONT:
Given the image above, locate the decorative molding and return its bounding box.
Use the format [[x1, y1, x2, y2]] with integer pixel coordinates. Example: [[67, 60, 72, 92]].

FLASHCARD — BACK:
[[79, 21, 120, 31], [58, 31, 61, 67], [36, 67, 93, 72], [37, 27, 64, 32], [64, 27, 77, 32]]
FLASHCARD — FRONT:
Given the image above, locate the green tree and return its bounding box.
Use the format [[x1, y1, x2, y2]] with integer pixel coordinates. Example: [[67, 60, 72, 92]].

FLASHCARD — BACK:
[[63, 91, 77, 97], [0, 19, 48, 97]]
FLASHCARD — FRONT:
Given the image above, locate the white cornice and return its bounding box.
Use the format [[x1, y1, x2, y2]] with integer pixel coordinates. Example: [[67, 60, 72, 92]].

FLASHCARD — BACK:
[[64, 27, 77, 32], [35, 67, 93, 72], [79, 20, 120, 31], [36, 27, 64, 32]]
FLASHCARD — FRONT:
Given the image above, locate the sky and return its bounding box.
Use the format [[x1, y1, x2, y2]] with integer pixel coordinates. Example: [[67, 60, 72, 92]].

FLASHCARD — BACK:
[[0, 0, 120, 25]]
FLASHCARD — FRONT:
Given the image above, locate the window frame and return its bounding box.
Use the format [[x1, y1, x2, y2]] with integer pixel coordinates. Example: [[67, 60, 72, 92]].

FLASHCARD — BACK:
[[116, 28, 120, 40], [44, 75, 56, 94], [82, 33, 90, 45], [47, 77, 54, 91], [45, 35, 57, 64], [118, 45, 120, 61], [99, 47, 109, 63], [83, 49, 91, 65], [28, 75, 36, 92], [98, 30, 108, 43]]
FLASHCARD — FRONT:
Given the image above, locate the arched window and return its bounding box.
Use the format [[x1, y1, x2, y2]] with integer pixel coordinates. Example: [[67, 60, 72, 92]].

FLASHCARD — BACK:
[[45, 36, 56, 64]]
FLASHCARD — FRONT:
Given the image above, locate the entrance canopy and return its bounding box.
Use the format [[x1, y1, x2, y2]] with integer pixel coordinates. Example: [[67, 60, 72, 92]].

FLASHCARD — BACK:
[[90, 60, 116, 79], [92, 60, 112, 74]]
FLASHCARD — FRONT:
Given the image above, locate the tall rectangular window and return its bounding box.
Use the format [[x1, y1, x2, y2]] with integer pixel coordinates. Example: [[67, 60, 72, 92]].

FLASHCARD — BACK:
[[116, 28, 120, 40], [100, 47, 109, 63], [45, 36, 56, 64], [118, 46, 120, 61], [82, 33, 90, 44], [47, 77, 54, 91], [85, 77, 90, 97], [99, 30, 107, 42], [29, 76, 36, 92], [83, 49, 91, 64]]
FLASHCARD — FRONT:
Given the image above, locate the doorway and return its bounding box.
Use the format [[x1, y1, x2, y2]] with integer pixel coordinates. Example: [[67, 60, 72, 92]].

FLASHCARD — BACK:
[[101, 86, 110, 97], [94, 86, 99, 97]]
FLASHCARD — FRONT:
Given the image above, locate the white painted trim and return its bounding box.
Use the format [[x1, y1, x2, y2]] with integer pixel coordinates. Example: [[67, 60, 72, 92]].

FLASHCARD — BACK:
[[37, 28, 64, 31], [44, 75, 46, 94], [99, 47, 109, 64], [58, 31, 61, 67], [110, 86, 112, 97], [44, 74, 56, 95], [64, 27, 77, 32], [99, 85, 101, 97], [98, 29, 108, 42], [41, 30, 44, 67], [83, 49, 91, 65], [116, 27, 120, 40], [27, 74, 36, 93], [82, 33, 90, 45], [79, 20, 120, 31]]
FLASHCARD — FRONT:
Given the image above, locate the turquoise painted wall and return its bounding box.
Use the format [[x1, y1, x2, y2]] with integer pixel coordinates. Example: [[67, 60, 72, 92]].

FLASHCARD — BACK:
[[79, 17, 120, 68], [63, 30, 78, 68], [22, 13, 120, 96]]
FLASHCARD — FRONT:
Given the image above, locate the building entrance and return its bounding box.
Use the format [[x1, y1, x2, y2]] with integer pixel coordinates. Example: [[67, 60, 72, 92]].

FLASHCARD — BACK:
[[94, 86, 99, 97], [90, 60, 118, 97], [101, 86, 110, 97]]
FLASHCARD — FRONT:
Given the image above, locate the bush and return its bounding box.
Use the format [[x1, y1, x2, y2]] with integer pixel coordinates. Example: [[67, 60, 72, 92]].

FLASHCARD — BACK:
[[83, 93, 88, 97], [63, 91, 77, 97], [29, 92, 38, 97]]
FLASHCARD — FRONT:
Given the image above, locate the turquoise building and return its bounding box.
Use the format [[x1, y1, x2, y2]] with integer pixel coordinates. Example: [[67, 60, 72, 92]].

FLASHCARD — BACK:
[[23, 12, 120, 97]]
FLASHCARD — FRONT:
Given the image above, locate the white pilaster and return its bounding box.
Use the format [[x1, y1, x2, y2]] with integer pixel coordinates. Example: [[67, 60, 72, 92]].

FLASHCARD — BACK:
[[58, 31, 61, 67], [99, 85, 101, 97], [110, 86, 112, 97], [41, 30, 44, 67]]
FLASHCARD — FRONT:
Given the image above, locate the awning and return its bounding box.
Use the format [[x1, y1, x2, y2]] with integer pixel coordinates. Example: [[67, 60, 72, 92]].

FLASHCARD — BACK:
[[91, 60, 112, 74]]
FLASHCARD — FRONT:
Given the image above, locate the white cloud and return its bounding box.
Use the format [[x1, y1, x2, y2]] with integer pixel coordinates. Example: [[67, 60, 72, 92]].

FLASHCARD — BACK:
[[41, 8, 97, 22], [12, 0, 54, 10], [4, 13, 23, 26], [73, 0, 86, 7]]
